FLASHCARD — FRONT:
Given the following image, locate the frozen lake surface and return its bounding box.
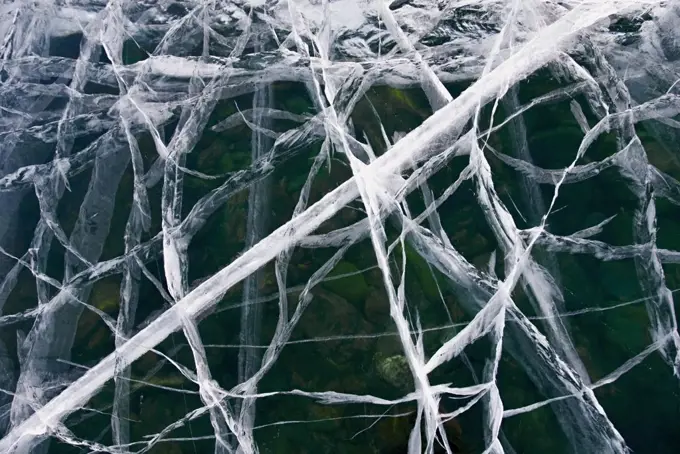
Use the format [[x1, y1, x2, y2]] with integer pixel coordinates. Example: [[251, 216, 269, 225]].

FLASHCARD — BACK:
[[1, 0, 680, 453]]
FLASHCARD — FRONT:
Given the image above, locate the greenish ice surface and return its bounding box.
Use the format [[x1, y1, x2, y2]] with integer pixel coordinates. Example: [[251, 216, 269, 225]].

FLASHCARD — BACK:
[[1, 3, 680, 454]]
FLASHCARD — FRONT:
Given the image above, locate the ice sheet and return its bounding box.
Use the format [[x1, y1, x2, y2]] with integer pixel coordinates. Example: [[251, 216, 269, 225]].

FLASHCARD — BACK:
[[0, 0, 678, 453]]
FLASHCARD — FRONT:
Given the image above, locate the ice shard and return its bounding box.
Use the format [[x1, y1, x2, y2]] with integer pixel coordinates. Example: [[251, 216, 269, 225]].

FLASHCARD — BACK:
[[236, 46, 274, 444]]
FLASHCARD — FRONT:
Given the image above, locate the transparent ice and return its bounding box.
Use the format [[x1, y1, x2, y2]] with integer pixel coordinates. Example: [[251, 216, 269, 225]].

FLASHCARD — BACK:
[[0, 0, 679, 453]]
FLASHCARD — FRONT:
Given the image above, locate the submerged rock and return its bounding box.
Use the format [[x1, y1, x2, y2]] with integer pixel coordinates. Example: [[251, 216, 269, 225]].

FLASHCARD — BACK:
[[374, 352, 412, 391], [363, 287, 391, 325], [371, 412, 413, 452], [298, 288, 375, 369], [322, 261, 370, 304]]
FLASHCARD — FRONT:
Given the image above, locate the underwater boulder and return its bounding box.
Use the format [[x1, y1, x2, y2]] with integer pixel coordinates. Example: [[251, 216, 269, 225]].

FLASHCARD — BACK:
[[322, 261, 370, 305], [374, 352, 412, 391]]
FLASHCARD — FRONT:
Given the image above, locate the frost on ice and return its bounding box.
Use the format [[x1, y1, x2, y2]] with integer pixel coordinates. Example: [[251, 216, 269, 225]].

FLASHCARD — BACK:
[[0, 0, 680, 453]]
